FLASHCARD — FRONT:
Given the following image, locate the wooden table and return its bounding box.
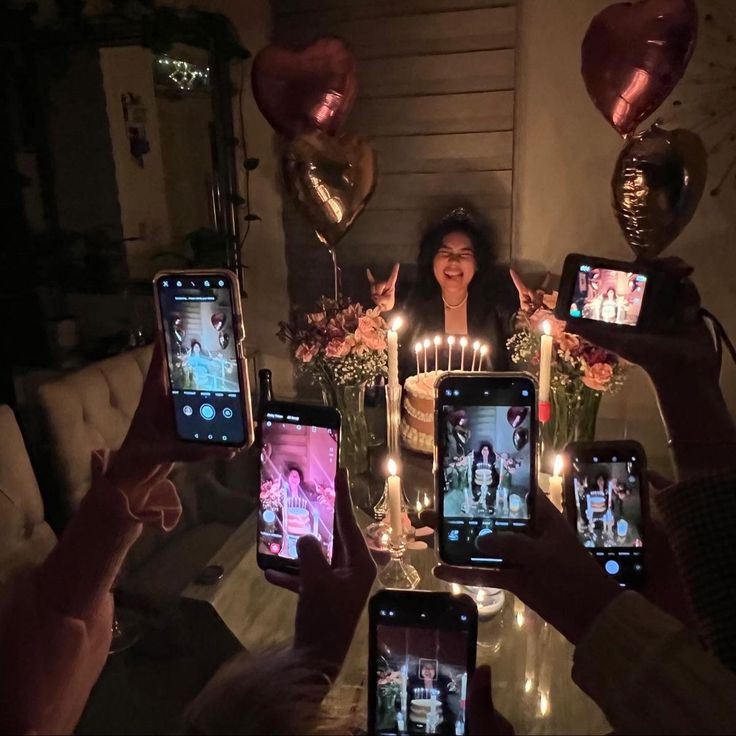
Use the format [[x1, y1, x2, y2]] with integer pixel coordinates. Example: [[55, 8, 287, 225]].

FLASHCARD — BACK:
[[181, 501, 610, 734]]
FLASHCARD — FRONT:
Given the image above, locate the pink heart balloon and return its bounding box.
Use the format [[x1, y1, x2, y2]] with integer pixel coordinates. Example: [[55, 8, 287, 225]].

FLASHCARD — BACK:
[[252, 37, 358, 139], [581, 0, 698, 137]]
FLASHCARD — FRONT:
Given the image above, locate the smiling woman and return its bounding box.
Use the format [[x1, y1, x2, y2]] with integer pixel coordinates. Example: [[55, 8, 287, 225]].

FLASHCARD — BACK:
[[369, 208, 518, 379]]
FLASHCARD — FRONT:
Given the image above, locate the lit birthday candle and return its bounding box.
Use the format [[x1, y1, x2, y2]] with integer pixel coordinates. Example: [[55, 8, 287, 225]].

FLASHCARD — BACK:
[[478, 344, 489, 370], [433, 335, 441, 371], [423, 338, 430, 374], [460, 336, 468, 370], [471, 340, 480, 371], [387, 458, 403, 545], [414, 342, 422, 375], [447, 335, 455, 371]]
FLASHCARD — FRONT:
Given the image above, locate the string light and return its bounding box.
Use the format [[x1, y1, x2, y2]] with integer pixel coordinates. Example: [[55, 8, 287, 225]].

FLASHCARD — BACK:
[[155, 54, 210, 92]]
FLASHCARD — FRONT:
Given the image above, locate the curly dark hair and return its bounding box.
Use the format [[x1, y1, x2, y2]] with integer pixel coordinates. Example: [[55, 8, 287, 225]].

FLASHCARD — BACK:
[[412, 208, 498, 302], [476, 441, 496, 463]]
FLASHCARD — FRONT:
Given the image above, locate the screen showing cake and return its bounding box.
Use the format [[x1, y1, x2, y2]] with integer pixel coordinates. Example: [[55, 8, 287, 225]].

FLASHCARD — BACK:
[[258, 415, 338, 562], [374, 624, 470, 735], [568, 264, 648, 327]]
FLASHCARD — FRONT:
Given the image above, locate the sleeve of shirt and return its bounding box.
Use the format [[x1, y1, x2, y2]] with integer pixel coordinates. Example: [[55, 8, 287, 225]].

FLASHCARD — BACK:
[[654, 472, 736, 672], [572, 591, 736, 735]]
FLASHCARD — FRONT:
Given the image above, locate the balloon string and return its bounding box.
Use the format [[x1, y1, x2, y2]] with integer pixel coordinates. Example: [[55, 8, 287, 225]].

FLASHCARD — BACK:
[[701, 308, 736, 370], [329, 248, 342, 302]]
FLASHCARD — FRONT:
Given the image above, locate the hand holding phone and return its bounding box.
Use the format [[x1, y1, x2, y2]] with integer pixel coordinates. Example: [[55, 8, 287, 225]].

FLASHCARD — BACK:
[[265, 468, 376, 682], [369, 590, 477, 736]]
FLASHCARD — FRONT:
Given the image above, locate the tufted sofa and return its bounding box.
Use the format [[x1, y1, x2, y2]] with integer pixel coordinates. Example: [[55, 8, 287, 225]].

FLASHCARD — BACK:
[[37, 346, 251, 611], [0, 406, 57, 598]]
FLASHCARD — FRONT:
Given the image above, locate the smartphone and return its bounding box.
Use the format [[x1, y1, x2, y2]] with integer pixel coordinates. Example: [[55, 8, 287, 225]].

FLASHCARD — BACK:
[[154, 270, 253, 447], [368, 590, 477, 736], [555, 253, 686, 332], [256, 400, 341, 574], [563, 440, 648, 589], [435, 372, 536, 567]]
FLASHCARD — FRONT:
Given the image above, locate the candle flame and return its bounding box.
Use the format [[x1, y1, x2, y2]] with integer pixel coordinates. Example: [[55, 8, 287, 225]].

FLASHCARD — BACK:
[[415, 342, 422, 353], [459, 336, 468, 347], [387, 458, 397, 476], [480, 344, 489, 355], [543, 320, 551, 336], [451, 583, 462, 596], [424, 493, 430, 507], [524, 678, 533, 694], [515, 611, 525, 628], [472, 340, 480, 350], [416, 500, 423, 513], [476, 589, 486, 603], [553, 454, 564, 477], [391, 316, 403, 332], [447, 335, 455, 345], [423, 338, 431, 348], [433, 334, 441, 346], [539, 692, 550, 717]]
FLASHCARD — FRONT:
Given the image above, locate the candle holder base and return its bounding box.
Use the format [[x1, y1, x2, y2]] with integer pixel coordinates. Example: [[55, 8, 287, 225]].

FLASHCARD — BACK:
[[378, 554, 420, 590]]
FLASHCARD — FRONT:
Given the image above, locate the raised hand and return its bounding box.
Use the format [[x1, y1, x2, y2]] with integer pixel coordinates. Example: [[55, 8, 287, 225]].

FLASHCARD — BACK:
[[430, 490, 621, 646], [367, 262, 400, 312], [265, 468, 377, 680], [106, 336, 236, 491]]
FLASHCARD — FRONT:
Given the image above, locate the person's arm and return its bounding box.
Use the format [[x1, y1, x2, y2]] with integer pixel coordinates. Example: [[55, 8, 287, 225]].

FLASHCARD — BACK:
[[654, 472, 736, 673], [573, 591, 736, 735]]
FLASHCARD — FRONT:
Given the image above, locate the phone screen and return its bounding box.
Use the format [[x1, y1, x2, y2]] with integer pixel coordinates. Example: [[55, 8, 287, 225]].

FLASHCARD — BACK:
[[370, 592, 476, 736], [568, 263, 648, 327], [258, 405, 339, 565], [156, 273, 247, 445], [567, 448, 645, 586], [437, 374, 535, 566]]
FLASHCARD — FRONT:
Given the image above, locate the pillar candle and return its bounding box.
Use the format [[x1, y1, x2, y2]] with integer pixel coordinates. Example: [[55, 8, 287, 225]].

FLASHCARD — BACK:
[[460, 336, 468, 371], [447, 335, 455, 371], [387, 458, 403, 545], [388, 317, 402, 388], [549, 454, 564, 511], [539, 321, 553, 404]]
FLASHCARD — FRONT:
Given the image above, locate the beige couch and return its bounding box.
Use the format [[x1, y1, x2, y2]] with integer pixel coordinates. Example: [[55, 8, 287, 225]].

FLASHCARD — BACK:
[[38, 346, 251, 611], [0, 406, 56, 598]]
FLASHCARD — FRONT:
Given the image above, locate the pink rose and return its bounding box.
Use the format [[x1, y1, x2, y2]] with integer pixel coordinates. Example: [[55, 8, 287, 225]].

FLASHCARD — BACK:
[[295, 343, 319, 363], [356, 316, 387, 351], [582, 362, 614, 391], [325, 337, 352, 358], [557, 332, 581, 354]]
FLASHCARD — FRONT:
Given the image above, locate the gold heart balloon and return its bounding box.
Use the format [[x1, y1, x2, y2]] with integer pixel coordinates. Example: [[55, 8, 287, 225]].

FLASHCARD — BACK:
[[612, 123, 707, 260], [283, 131, 377, 247]]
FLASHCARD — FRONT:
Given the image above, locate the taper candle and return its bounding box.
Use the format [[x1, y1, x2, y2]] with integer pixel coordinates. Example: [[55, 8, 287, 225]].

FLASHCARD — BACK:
[[387, 458, 403, 545], [387, 316, 402, 388], [471, 340, 480, 371], [423, 338, 430, 374], [539, 321, 553, 421], [460, 336, 468, 370], [549, 454, 564, 511], [433, 335, 441, 371], [478, 344, 489, 370], [414, 342, 422, 375], [447, 335, 455, 371]]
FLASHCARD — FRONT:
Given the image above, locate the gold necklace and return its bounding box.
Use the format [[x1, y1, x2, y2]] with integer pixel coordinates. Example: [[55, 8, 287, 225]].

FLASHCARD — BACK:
[[442, 293, 468, 310]]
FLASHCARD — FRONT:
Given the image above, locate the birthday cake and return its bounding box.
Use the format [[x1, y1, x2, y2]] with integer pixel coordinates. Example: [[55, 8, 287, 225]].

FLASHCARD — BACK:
[[285, 506, 311, 535], [400, 371, 443, 454]]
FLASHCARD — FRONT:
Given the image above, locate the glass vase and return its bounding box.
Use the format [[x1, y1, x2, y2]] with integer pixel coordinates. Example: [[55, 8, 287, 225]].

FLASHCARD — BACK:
[[321, 382, 369, 478], [541, 383, 602, 468]]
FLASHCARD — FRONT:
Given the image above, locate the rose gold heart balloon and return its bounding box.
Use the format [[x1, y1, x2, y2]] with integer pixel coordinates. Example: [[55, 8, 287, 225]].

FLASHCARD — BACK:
[[581, 0, 698, 136], [252, 37, 358, 139], [283, 131, 377, 247], [612, 124, 706, 259]]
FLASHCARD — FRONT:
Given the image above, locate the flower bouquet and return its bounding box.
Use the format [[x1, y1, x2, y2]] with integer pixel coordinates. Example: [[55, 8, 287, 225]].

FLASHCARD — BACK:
[[278, 297, 388, 477], [507, 289, 627, 460], [259, 478, 282, 513]]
